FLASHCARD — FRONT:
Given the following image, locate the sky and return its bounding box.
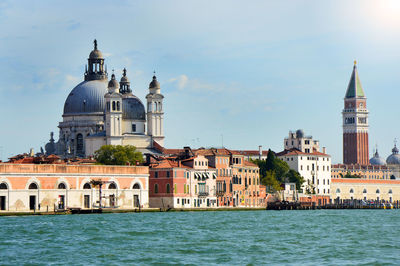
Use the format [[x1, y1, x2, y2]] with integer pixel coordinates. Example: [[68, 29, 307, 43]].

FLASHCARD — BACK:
[[0, 0, 400, 163]]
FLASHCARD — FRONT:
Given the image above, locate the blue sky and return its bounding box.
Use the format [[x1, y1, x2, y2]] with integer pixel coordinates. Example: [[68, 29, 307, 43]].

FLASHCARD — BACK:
[[0, 0, 400, 163]]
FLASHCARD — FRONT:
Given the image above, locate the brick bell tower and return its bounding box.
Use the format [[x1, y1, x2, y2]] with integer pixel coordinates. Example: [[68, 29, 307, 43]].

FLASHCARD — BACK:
[[342, 61, 369, 165]]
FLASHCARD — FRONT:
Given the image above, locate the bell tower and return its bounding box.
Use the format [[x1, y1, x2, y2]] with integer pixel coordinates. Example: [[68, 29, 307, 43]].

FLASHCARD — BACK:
[[342, 61, 369, 165], [146, 74, 165, 146], [105, 74, 123, 145]]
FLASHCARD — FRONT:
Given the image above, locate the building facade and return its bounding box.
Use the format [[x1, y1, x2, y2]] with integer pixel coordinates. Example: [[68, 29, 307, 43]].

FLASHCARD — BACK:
[[149, 155, 217, 208], [342, 61, 369, 165], [284, 129, 320, 153], [0, 163, 149, 212], [331, 164, 393, 180], [331, 178, 400, 202], [277, 149, 331, 196]]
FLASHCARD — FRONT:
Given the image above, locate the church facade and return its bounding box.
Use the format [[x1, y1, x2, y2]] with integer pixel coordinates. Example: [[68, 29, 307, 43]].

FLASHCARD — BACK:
[[45, 40, 164, 158]]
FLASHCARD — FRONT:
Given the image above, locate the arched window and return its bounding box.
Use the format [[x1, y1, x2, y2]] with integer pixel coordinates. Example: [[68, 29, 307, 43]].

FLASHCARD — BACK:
[[112, 101, 116, 111], [350, 188, 354, 194], [117, 101, 120, 111], [166, 184, 171, 194], [29, 183, 38, 189], [133, 183, 141, 189], [108, 182, 117, 189], [58, 183, 66, 189], [154, 184, 159, 194], [389, 189, 393, 194], [336, 188, 341, 193], [363, 189, 367, 194], [155, 102, 158, 112], [76, 133, 83, 153], [0, 183, 8, 189], [83, 183, 91, 189], [376, 189, 380, 194]]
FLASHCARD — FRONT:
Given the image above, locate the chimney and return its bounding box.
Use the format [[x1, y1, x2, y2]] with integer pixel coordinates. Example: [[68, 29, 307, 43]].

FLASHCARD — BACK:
[[29, 148, 34, 157], [258, 145, 262, 160], [322, 147, 326, 154]]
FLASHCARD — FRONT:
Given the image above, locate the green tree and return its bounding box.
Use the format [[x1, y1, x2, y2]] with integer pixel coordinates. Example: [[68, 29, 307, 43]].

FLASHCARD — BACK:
[[265, 149, 275, 171], [286, 169, 305, 190], [94, 145, 143, 165], [261, 170, 282, 192], [343, 171, 361, 178]]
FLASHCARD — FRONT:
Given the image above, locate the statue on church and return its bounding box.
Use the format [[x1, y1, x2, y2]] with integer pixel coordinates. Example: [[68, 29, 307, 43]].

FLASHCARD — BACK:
[[45, 132, 56, 155]]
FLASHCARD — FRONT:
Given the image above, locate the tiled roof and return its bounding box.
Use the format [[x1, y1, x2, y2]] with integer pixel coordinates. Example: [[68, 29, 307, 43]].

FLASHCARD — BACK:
[[244, 160, 258, 167], [236, 150, 269, 156], [276, 148, 329, 157]]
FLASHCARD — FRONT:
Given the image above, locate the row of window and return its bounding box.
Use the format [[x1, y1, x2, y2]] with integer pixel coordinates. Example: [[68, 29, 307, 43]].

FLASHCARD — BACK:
[[194, 160, 208, 167], [336, 188, 393, 194], [0, 182, 141, 190], [153, 183, 214, 195], [300, 164, 330, 171]]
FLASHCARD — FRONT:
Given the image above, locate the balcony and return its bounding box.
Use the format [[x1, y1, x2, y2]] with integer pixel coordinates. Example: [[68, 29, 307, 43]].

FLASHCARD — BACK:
[[198, 192, 209, 197]]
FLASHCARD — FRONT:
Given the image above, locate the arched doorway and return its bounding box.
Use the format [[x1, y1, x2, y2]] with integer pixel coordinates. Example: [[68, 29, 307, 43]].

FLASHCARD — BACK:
[[28, 182, 38, 210], [0, 182, 8, 210]]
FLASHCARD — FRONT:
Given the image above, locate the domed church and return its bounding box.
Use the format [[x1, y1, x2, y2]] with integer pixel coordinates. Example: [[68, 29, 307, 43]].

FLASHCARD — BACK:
[[45, 40, 165, 157]]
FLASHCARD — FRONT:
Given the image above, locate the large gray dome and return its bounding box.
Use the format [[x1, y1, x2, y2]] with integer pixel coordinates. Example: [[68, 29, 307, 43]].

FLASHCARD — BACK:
[[122, 96, 146, 120], [386, 145, 400, 165], [63, 80, 108, 115]]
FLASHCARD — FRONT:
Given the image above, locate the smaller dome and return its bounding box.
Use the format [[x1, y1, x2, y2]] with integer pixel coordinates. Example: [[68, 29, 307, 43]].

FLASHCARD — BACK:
[[122, 96, 146, 120], [392, 146, 399, 154], [120, 68, 129, 83], [89, 39, 103, 59], [108, 74, 119, 91], [296, 129, 304, 138], [89, 49, 103, 59], [387, 144, 400, 165], [149, 75, 160, 88], [370, 150, 385, 166]]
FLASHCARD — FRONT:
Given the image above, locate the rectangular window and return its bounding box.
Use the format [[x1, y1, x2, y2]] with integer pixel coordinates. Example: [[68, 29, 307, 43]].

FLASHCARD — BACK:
[[132, 124, 136, 132], [155, 172, 158, 178], [166, 171, 170, 178]]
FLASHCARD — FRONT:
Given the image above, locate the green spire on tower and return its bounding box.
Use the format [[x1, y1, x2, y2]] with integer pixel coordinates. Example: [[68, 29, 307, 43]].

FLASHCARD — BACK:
[[345, 60, 365, 98]]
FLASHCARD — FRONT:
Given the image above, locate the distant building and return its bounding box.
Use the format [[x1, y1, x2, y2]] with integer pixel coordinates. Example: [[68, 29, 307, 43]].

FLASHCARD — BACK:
[[386, 143, 400, 179], [154, 147, 267, 208], [276, 148, 331, 196], [331, 164, 392, 180], [44, 40, 164, 158], [284, 129, 321, 153], [331, 178, 400, 202], [149, 155, 217, 209], [342, 61, 369, 165]]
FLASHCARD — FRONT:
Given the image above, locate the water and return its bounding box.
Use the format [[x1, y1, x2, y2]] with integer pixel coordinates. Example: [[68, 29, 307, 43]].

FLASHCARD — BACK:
[[1, 210, 399, 265]]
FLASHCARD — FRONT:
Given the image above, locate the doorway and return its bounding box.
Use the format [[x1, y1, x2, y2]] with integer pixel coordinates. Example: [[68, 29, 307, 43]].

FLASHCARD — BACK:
[[133, 195, 139, 208], [0, 196, 5, 210], [84, 195, 90, 208], [29, 195, 36, 210], [59, 195, 65, 210]]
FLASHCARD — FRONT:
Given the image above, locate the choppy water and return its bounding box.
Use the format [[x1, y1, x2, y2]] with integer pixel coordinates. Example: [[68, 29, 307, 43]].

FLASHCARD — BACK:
[[0, 210, 399, 265]]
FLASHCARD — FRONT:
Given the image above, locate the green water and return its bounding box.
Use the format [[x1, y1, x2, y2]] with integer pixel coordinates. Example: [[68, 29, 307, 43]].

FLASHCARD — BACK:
[[0, 210, 399, 265]]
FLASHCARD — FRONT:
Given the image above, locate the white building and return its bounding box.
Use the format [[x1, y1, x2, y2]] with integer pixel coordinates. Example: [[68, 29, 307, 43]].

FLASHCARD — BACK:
[[45, 40, 164, 158], [277, 148, 331, 196]]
